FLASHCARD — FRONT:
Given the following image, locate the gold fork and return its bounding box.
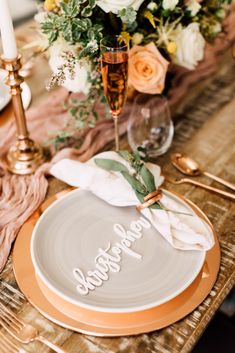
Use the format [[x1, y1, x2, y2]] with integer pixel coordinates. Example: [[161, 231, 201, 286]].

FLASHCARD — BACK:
[[165, 176, 235, 201], [0, 302, 66, 353], [0, 331, 26, 353]]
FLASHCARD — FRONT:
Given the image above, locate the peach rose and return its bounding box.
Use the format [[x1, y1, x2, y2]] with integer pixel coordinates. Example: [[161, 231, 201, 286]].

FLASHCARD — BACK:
[[129, 42, 169, 94]]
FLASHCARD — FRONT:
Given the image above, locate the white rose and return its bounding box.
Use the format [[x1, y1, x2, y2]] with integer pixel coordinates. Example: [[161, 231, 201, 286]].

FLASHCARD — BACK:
[[96, 0, 145, 14], [186, 0, 201, 16], [173, 23, 205, 70], [49, 39, 91, 94], [147, 2, 158, 12], [162, 0, 179, 11]]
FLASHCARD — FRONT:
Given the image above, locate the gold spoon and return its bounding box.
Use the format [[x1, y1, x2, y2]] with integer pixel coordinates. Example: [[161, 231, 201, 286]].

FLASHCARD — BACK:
[[171, 153, 235, 192], [165, 176, 235, 201]]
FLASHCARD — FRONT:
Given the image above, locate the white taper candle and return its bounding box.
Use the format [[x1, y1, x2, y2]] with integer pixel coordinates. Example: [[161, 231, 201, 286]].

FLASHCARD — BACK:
[[0, 0, 18, 59]]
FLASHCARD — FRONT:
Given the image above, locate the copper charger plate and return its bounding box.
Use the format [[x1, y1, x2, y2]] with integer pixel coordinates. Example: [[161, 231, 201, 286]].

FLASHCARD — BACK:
[[13, 189, 220, 337]]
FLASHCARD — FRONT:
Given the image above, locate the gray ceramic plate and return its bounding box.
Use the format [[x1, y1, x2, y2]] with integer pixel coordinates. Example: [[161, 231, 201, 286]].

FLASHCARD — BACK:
[[31, 189, 206, 313]]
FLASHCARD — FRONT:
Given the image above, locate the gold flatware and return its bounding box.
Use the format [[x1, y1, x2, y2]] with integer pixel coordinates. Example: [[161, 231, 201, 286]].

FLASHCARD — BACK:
[[0, 302, 66, 353], [165, 176, 235, 201], [171, 153, 235, 192], [0, 331, 26, 353]]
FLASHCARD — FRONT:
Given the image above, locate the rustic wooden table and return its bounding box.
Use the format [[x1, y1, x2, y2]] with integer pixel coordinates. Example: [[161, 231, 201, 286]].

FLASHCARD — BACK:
[[0, 22, 235, 353]]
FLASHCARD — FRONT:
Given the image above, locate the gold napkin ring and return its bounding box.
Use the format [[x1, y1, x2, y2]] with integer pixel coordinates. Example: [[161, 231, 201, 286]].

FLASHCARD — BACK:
[[136, 190, 162, 212]]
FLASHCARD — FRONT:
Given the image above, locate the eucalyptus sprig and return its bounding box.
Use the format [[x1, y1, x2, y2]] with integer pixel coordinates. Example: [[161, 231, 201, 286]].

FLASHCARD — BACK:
[[95, 151, 192, 216], [95, 151, 162, 210]]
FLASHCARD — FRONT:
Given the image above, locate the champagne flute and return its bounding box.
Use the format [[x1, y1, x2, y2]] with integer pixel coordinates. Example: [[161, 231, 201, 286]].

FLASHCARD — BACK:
[[100, 35, 129, 151]]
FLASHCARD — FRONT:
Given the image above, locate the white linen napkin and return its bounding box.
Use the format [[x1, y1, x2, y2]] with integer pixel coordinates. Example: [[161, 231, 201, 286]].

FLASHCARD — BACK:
[[50, 151, 214, 251]]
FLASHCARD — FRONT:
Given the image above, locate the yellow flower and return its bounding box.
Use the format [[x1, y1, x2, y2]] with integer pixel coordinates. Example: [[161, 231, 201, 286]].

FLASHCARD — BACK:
[[167, 42, 177, 54], [44, 0, 58, 12], [120, 31, 132, 44], [143, 10, 156, 28]]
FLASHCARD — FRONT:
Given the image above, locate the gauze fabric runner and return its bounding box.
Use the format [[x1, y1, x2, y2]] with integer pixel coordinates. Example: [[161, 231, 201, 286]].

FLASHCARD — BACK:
[[50, 152, 214, 251]]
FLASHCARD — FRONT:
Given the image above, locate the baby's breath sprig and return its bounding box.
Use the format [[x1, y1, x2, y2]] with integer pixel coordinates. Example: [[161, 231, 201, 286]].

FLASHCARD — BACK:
[[46, 51, 76, 90]]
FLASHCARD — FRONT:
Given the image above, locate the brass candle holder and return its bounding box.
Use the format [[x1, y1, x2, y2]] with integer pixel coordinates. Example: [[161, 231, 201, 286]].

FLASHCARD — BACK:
[[1, 55, 46, 175]]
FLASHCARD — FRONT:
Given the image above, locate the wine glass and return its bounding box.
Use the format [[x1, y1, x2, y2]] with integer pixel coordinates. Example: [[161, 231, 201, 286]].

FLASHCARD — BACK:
[[100, 35, 129, 151], [128, 94, 174, 159]]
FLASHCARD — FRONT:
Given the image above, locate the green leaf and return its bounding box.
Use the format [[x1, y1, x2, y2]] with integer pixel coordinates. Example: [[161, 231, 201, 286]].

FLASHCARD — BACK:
[[48, 31, 58, 45], [41, 14, 59, 44], [140, 165, 156, 192], [63, 22, 73, 42], [92, 111, 98, 120], [95, 158, 128, 173], [161, 9, 170, 17], [89, 0, 96, 8], [70, 18, 82, 31], [135, 191, 145, 204], [69, 107, 78, 116], [118, 7, 137, 24], [81, 6, 92, 17], [121, 171, 146, 194], [73, 18, 91, 31], [87, 25, 103, 40], [133, 150, 141, 161], [118, 150, 132, 162], [60, 1, 68, 15], [61, 0, 80, 17], [150, 202, 162, 210], [70, 98, 80, 106], [72, 27, 81, 42]]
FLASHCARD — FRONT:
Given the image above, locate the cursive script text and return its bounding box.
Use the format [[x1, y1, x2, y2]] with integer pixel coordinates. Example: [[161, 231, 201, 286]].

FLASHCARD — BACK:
[[73, 216, 151, 295]]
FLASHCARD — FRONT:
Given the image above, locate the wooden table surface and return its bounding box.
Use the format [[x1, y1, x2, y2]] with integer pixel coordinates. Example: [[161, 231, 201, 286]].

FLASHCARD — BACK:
[[0, 22, 235, 353]]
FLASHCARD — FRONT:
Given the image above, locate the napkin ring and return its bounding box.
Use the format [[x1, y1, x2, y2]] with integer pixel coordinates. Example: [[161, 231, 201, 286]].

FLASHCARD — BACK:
[[136, 190, 162, 212]]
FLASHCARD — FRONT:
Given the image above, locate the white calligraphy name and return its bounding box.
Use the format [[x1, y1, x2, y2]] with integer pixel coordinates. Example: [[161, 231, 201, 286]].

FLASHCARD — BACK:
[[73, 217, 151, 296]]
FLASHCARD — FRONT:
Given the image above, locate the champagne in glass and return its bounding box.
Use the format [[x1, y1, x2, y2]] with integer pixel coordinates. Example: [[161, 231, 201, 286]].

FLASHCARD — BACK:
[[100, 35, 129, 151]]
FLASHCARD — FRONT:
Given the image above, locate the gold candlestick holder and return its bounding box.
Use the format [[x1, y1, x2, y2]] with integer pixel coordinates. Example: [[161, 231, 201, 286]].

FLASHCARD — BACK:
[[1, 55, 46, 175]]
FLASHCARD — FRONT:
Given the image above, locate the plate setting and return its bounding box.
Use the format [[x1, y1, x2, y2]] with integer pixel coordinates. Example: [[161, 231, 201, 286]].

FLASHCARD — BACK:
[[31, 189, 205, 313], [13, 188, 220, 336]]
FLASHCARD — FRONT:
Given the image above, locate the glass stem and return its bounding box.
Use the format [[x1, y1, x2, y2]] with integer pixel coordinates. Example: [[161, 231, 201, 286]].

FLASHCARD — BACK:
[[113, 115, 120, 151]]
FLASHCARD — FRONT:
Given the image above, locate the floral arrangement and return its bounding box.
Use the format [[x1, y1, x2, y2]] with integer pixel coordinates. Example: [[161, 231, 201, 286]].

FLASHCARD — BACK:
[[36, 0, 231, 148]]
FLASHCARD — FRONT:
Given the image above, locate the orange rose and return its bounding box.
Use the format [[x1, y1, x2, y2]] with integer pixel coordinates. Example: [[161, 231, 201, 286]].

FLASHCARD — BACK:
[[129, 42, 169, 94]]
